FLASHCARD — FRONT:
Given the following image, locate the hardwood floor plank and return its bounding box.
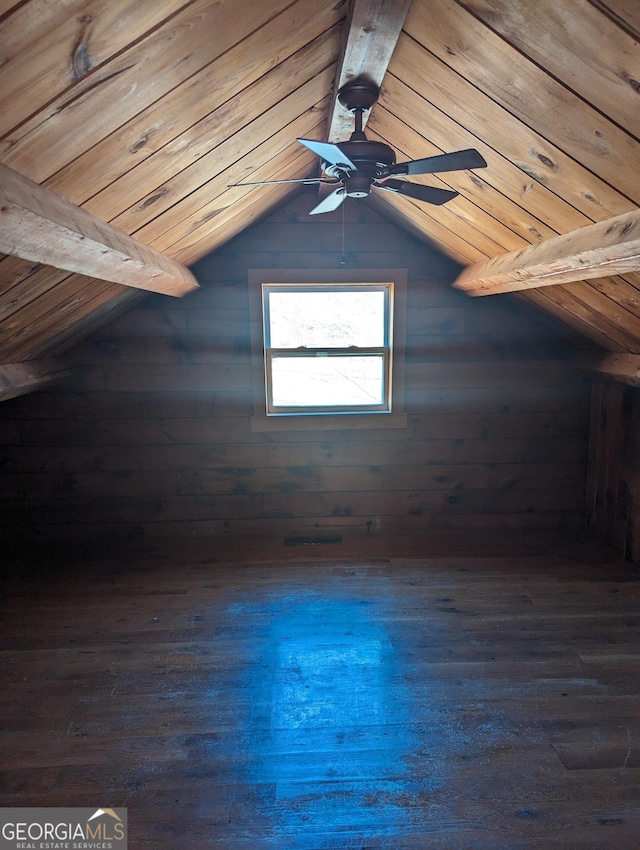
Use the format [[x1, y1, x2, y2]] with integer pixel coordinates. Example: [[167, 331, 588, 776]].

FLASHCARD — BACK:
[[2, 541, 640, 848]]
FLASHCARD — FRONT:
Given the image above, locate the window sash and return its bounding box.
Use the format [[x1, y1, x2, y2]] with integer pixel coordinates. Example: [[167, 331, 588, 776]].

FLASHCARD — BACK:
[[265, 347, 391, 415], [263, 283, 392, 349]]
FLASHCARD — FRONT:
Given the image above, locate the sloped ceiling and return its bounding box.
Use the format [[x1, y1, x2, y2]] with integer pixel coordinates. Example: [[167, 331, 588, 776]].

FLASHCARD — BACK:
[[0, 0, 639, 394]]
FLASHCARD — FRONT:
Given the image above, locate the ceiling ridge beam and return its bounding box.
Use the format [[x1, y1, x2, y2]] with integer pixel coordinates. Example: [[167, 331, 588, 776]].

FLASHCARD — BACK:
[[327, 0, 413, 143]]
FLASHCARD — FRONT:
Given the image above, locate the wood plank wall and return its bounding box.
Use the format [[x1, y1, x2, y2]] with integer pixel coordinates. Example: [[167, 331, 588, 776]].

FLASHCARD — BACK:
[[0, 195, 590, 548], [587, 379, 640, 564]]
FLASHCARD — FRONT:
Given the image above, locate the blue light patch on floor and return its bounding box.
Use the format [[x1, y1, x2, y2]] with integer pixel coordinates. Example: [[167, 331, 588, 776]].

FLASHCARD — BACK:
[[234, 589, 429, 844]]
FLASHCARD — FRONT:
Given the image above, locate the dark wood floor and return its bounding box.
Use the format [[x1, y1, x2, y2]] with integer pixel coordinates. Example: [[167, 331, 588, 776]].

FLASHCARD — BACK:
[[2, 532, 640, 848]]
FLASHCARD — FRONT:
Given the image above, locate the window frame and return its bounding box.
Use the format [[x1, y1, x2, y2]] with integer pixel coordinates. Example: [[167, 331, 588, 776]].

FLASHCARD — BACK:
[[249, 269, 407, 432], [263, 282, 393, 415]]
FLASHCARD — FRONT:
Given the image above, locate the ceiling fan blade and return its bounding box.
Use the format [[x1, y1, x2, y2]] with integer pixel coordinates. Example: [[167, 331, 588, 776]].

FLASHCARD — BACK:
[[297, 139, 357, 171], [309, 187, 347, 215], [228, 176, 337, 187], [389, 149, 487, 177], [374, 179, 458, 205]]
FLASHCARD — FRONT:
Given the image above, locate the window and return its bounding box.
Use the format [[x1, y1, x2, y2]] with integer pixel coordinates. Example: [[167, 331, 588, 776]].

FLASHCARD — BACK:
[[249, 269, 407, 431], [264, 284, 391, 414]]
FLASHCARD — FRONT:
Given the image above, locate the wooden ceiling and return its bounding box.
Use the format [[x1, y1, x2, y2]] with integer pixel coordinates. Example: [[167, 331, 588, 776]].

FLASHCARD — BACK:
[[1, 0, 640, 394]]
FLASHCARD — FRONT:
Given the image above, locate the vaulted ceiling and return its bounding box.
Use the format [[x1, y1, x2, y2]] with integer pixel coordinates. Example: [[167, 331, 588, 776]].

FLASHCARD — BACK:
[[1, 0, 639, 397]]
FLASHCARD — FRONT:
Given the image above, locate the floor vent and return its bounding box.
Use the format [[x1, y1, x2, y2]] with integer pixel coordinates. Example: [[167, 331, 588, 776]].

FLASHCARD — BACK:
[[284, 535, 343, 546]]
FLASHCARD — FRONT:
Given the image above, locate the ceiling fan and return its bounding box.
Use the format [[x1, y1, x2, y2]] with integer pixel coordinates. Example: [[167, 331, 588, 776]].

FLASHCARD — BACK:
[[230, 78, 487, 215]]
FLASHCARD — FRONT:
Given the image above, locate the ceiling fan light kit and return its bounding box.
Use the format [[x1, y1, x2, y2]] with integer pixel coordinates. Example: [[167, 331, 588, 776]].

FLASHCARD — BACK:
[[230, 78, 488, 215]]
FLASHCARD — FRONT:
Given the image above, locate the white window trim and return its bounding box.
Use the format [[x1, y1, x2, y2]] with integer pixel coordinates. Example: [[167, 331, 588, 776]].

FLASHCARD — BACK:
[[264, 281, 393, 415], [249, 269, 407, 432]]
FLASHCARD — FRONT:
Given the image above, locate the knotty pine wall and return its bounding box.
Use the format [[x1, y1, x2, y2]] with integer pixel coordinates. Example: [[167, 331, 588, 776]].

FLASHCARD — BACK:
[[0, 195, 590, 548], [587, 379, 640, 564]]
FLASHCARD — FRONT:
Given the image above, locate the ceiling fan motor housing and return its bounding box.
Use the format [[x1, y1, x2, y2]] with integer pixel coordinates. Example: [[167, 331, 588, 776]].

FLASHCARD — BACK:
[[344, 173, 371, 198], [323, 140, 397, 196]]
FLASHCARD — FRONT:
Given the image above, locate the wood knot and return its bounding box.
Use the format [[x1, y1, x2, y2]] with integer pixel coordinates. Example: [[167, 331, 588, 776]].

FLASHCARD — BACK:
[[130, 133, 150, 154], [72, 15, 94, 79], [141, 188, 169, 208], [620, 71, 640, 94], [537, 153, 556, 170], [72, 44, 91, 79]]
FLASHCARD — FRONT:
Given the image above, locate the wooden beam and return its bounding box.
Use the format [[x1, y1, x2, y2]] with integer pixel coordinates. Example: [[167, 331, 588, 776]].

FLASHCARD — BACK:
[[454, 208, 640, 296], [0, 163, 198, 298], [327, 0, 412, 143], [574, 351, 640, 387], [0, 359, 69, 402]]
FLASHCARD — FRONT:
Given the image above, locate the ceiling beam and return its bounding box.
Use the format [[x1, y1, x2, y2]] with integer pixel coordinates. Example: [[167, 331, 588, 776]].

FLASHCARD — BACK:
[[0, 359, 69, 402], [574, 351, 640, 387], [454, 208, 640, 297], [327, 0, 413, 143], [0, 163, 199, 298]]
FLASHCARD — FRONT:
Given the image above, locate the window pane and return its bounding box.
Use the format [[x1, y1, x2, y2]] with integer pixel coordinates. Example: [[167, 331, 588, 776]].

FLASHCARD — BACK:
[[271, 355, 385, 407], [268, 290, 386, 348]]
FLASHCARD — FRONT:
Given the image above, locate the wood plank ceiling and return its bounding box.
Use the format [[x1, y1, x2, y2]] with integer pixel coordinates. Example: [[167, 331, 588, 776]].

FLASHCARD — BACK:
[[0, 0, 639, 377]]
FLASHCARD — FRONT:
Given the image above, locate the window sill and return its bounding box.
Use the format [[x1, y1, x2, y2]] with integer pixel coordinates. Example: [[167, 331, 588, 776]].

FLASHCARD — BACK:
[[251, 412, 407, 432]]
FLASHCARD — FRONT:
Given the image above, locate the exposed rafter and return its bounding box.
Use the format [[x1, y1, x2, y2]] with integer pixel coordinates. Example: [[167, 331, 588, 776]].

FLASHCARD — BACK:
[[454, 209, 640, 296], [0, 359, 69, 402], [327, 0, 413, 143], [574, 351, 640, 387], [0, 164, 199, 298]]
